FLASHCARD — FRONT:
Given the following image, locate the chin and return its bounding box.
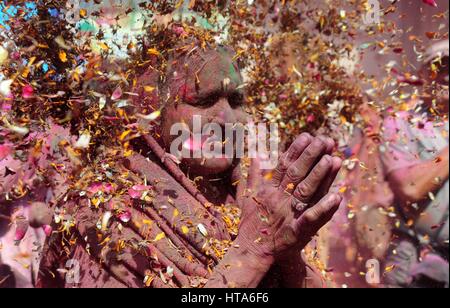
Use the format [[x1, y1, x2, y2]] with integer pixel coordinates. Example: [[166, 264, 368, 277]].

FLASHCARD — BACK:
[[182, 157, 234, 176]]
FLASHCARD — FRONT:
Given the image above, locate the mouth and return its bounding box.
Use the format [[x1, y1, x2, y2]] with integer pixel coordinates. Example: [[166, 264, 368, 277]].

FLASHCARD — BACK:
[[181, 124, 232, 160], [182, 134, 210, 152]]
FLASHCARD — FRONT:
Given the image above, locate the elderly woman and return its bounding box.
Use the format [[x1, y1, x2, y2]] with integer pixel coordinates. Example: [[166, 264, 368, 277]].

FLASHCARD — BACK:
[[24, 41, 343, 288]]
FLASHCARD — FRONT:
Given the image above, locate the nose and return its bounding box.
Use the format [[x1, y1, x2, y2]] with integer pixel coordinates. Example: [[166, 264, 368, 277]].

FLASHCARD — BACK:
[[212, 97, 238, 125]]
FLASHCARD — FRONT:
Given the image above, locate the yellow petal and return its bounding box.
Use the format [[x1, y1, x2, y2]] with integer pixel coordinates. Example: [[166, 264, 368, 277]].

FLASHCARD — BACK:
[[119, 130, 132, 141], [181, 226, 189, 234], [80, 9, 87, 18], [384, 265, 396, 273], [59, 50, 67, 63], [173, 209, 179, 218], [143, 219, 153, 226], [154, 232, 165, 242], [147, 48, 161, 56]]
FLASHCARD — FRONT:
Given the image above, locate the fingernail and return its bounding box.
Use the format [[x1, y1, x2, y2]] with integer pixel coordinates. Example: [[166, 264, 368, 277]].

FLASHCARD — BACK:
[[329, 193, 341, 203], [333, 156, 343, 164], [300, 133, 311, 142], [298, 135, 308, 145]]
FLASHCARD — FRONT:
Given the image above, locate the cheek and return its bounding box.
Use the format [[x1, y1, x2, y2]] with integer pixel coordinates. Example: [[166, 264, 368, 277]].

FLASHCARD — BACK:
[[162, 105, 202, 139], [236, 108, 250, 123], [164, 105, 192, 127], [228, 108, 249, 124]]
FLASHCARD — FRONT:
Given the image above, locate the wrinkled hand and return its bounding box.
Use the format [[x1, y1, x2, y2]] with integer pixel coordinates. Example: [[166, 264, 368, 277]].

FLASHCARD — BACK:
[[235, 133, 342, 261]]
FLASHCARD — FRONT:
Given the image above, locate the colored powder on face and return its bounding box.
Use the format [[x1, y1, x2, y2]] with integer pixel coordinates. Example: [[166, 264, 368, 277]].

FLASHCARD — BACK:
[[228, 63, 240, 84], [215, 49, 240, 85]]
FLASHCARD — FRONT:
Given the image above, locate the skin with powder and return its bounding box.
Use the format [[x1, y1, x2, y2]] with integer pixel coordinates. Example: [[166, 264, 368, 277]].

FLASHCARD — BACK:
[[25, 43, 343, 288]]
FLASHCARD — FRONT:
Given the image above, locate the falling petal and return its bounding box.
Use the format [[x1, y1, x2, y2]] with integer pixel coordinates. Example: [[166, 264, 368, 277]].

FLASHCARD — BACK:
[[42, 225, 53, 237], [0, 79, 13, 97], [101, 211, 113, 231], [111, 87, 123, 101], [0, 145, 12, 161], [22, 85, 34, 99], [137, 110, 161, 121], [58, 50, 68, 62], [15, 220, 29, 244], [118, 210, 132, 223], [74, 131, 91, 149], [423, 0, 438, 7], [0, 46, 9, 65]]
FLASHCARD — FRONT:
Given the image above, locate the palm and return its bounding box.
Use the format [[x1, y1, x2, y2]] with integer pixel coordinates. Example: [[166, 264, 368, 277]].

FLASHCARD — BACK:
[[236, 134, 343, 259]]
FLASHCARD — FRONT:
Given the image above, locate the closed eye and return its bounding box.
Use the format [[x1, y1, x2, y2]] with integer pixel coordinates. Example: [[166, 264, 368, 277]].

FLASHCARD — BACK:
[[197, 94, 219, 108], [228, 92, 244, 108]]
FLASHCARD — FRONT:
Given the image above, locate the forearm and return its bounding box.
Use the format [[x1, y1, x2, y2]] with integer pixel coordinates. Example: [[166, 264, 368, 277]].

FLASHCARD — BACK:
[[388, 147, 449, 204], [204, 237, 274, 288]]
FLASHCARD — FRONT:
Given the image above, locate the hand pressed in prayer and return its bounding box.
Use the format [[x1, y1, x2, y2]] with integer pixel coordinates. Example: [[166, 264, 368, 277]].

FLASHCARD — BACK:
[[235, 133, 343, 261]]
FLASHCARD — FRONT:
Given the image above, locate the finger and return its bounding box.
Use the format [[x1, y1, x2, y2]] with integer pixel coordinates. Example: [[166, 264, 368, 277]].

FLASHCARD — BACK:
[[76, 203, 198, 286], [107, 245, 173, 288], [132, 240, 191, 287], [281, 137, 328, 193], [128, 207, 209, 279], [294, 193, 342, 240], [317, 136, 335, 155], [313, 156, 343, 202], [247, 157, 262, 192], [106, 249, 148, 288], [293, 155, 333, 203], [70, 232, 147, 288], [272, 133, 312, 187]]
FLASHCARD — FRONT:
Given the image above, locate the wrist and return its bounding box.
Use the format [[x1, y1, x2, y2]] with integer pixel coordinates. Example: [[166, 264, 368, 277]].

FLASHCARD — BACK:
[[233, 234, 275, 270]]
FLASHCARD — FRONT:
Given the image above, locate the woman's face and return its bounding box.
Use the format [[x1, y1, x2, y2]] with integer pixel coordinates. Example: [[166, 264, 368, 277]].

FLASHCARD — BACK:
[[160, 50, 248, 176]]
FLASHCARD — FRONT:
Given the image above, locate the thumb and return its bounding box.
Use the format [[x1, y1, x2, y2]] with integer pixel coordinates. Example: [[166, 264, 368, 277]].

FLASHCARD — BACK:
[[294, 193, 342, 240]]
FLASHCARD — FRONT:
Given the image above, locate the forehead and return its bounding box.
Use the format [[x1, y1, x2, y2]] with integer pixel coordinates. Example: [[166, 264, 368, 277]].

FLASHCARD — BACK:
[[167, 46, 243, 104]]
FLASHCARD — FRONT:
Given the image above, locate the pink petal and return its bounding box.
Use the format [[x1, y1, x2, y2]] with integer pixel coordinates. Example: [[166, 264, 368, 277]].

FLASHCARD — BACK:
[[42, 225, 53, 237], [14, 221, 29, 244], [131, 184, 152, 191], [182, 135, 209, 152], [88, 182, 104, 194], [128, 185, 152, 199], [87, 182, 114, 195], [0, 144, 12, 161], [423, 0, 438, 7], [172, 26, 186, 36], [111, 86, 123, 101], [260, 228, 270, 236], [128, 189, 142, 199], [1, 101, 12, 111], [103, 183, 114, 194], [117, 210, 132, 223], [22, 85, 34, 99]]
